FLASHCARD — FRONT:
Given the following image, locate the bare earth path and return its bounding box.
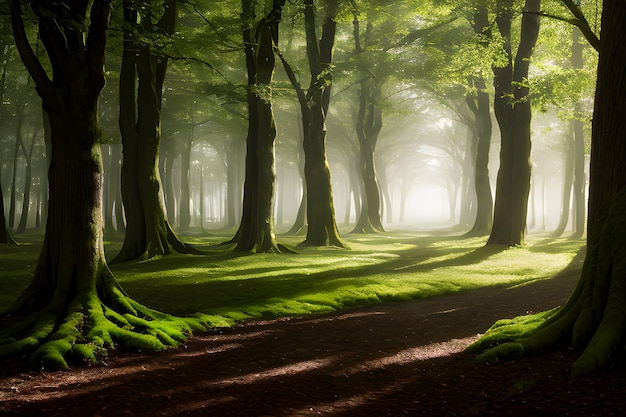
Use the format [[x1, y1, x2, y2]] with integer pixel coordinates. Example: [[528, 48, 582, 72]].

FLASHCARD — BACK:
[[2, 263, 625, 416]]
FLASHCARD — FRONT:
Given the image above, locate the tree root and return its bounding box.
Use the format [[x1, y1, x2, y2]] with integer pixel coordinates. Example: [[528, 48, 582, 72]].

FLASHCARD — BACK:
[[468, 191, 626, 376], [0, 286, 213, 371]]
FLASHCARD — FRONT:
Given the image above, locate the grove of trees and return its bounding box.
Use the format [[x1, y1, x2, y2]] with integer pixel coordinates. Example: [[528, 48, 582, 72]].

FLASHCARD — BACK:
[[2, 0, 621, 379]]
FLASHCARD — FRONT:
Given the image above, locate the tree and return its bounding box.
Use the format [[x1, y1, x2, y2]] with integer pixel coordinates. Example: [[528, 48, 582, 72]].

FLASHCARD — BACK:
[[487, 0, 541, 246], [463, 5, 493, 236], [279, 0, 344, 246], [229, 0, 286, 252], [1, 0, 207, 371], [0, 178, 11, 243], [350, 16, 385, 234], [114, 0, 200, 262], [468, 0, 626, 377]]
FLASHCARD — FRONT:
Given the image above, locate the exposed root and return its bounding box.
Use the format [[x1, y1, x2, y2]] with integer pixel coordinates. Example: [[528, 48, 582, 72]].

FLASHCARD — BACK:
[[0, 284, 213, 371], [468, 191, 626, 376]]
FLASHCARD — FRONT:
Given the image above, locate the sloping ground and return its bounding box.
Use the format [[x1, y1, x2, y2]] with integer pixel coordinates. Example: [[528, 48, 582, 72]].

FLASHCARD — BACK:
[[2, 263, 624, 416]]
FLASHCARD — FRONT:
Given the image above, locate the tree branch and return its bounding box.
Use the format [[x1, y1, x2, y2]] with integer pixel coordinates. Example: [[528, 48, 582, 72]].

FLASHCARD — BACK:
[[10, 0, 54, 102], [390, 16, 458, 51]]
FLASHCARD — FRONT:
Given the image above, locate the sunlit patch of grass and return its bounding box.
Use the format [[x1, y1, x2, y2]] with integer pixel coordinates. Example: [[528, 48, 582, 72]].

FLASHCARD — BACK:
[[1, 230, 585, 331]]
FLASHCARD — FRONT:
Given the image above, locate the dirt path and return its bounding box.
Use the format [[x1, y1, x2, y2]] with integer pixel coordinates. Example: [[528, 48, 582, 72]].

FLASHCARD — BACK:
[[2, 266, 625, 416]]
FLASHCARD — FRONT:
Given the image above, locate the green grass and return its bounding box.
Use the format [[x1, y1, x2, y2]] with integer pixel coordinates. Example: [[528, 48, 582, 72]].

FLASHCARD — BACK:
[[1, 230, 586, 329]]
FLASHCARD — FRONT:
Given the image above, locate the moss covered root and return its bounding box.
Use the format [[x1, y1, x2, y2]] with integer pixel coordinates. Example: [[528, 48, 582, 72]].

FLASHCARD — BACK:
[[0, 289, 213, 371]]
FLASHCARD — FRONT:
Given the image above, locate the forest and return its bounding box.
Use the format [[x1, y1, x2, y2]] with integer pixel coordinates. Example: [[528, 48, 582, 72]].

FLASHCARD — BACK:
[[2, 0, 626, 415]]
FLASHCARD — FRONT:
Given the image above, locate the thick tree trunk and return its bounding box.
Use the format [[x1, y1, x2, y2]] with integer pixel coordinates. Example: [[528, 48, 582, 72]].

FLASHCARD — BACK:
[[2, 0, 206, 371], [470, 0, 626, 377], [487, 0, 540, 246], [300, 0, 343, 246], [230, 0, 284, 252], [114, 1, 198, 262]]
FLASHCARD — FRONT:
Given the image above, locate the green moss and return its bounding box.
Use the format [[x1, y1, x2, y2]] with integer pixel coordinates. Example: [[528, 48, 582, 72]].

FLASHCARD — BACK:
[[72, 343, 105, 364], [1, 231, 585, 370], [474, 341, 525, 364], [30, 339, 73, 371], [466, 308, 558, 354]]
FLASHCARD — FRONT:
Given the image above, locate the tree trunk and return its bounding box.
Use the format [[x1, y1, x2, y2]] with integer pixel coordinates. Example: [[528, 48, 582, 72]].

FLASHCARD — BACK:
[[487, 0, 540, 246], [114, 0, 198, 262], [470, 0, 626, 377], [465, 77, 493, 236], [16, 127, 37, 234], [0, 175, 12, 244], [351, 19, 385, 235], [286, 148, 307, 235], [551, 127, 575, 237], [571, 27, 586, 239], [224, 138, 242, 230], [2, 0, 206, 371], [300, 0, 343, 246], [8, 110, 21, 229], [179, 130, 193, 230], [230, 0, 285, 252]]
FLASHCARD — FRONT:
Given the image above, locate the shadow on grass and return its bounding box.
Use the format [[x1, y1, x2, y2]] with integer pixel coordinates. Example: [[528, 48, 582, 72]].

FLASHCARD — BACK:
[[114, 234, 583, 319], [0, 253, 588, 417]]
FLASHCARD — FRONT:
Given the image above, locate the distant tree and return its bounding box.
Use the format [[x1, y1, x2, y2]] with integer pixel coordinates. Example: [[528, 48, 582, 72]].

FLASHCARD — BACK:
[[487, 0, 541, 246], [0, 41, 14, 244], [350, 15, 385, 234], [469, 0, 626, 377], [113, 0, 201, 262], [1, 0, 207, 370], [0, 178, 10, 243], [463, 5, 493, 236]]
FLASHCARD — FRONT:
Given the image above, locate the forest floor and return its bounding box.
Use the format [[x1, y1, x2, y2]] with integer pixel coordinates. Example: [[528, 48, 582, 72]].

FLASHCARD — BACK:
[[1, 261, 625, 416]]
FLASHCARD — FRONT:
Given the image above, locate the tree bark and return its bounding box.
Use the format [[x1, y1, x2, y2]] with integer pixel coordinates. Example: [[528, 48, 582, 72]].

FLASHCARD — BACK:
[[470, 0, 626, 377], [464, 6, 494, 236], [178, 130, 193, 230], [16, 127, 37, 234], [0, 176, 12, 244], [278, 0, 342, 246], [487, 0, 541, 246], [114, 0, 198, 262], [351, 19, 385, 234], [1, 0, 206, 371], [302, 1, 342, 246], [571, 27, 586, 239], [229, 0, 285, 252]]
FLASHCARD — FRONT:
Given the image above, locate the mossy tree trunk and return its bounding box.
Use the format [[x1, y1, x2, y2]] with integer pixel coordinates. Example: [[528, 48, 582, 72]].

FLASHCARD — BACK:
[[2, 0, 206, 371], [230, 0, 285, 252], [487, 0, 540, 247], [301, 0, 343, 246], [469, 0, 626, 377], [114, 0, 198, 262]]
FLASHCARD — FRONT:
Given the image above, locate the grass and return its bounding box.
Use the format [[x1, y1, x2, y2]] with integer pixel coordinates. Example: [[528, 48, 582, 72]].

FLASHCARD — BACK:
[[0, 230, 586, 329]]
